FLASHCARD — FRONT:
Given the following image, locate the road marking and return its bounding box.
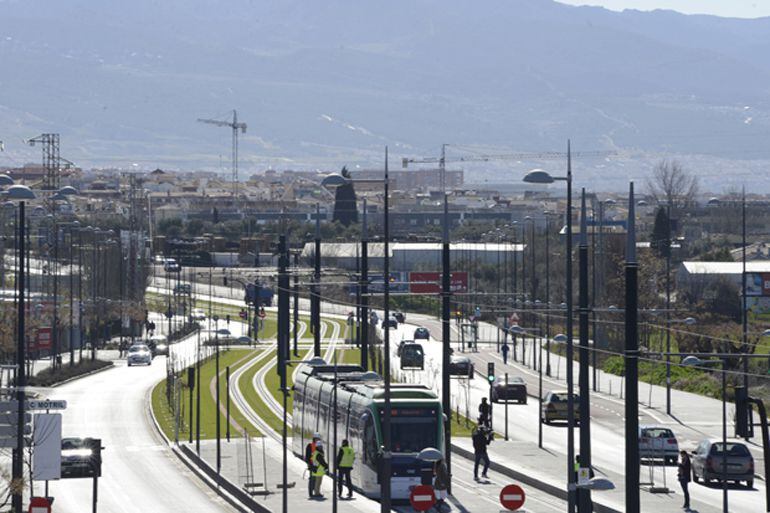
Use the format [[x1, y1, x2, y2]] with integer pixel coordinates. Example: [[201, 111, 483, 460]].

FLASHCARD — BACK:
[[503, 494, 523, 501]]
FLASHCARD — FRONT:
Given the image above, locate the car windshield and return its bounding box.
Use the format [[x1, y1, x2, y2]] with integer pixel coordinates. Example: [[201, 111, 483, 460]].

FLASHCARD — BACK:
[[551, 393, 574, 402], [385, 408, 438, 453], [642, 428, 674, 438], [504, 377, 524, 384], [710, 443, 750, 456], [129, 345, 148, 353], [62, 438, 83, 450]]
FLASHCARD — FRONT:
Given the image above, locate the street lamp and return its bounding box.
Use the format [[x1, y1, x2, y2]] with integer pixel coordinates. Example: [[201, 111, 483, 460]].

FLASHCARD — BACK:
[[5, 184, 35, 513], [523, 142, 575, 512], [682, 355, 728, 512], [322, 150, 396, 511]]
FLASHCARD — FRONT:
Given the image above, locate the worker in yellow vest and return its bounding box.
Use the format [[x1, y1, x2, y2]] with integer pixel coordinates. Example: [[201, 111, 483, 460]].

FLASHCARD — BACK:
[[311, 441, 328, 498], [336, 439, 355, 499]]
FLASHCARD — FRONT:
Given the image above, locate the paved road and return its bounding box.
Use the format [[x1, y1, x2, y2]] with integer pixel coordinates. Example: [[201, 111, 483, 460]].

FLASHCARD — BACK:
[[392, 314, 766, 513], [45, 331, 235, 512]]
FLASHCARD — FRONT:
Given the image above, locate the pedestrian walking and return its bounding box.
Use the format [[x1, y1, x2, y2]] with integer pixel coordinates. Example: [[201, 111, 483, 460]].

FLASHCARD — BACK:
[[501, 341, 510, 365], [478, 397, 490, 427], [678, 450, 691, 510], [433, 456, 449, 511], [305, 433, 320, 498], [312, 442, 328, 498], [336, 439, 355, 498], [472, 425, 491, 480]]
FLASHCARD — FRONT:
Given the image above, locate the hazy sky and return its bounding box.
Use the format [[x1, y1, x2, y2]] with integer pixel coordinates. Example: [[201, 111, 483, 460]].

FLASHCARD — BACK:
[[558, 0, 770, 18]]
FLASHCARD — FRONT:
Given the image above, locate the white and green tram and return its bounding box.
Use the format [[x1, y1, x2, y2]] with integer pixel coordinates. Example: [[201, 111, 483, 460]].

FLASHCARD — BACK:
[[292, 358, 445, 500]]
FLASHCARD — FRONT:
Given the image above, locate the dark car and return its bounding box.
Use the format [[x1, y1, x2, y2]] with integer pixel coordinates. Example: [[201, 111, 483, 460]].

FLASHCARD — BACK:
[[397, 339, 415, 357], [492, 375, 527, 404], [173, 283, 192, 295], [691, 440, 754, 488], [61, 437, 96, 478], [400, 343, 425, 370], [382, 317, 398, 329], [152, 342, 169, 357], [393, 312, 406, 323], [448, 355, 474, 377], [414, 327, 431, 340]]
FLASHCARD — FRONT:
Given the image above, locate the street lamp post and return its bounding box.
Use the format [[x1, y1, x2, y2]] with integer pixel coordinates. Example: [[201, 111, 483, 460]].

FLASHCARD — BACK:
[[360, 199, 369, 371], [6, 184, 35, 513], [522, 142, 575, 512]]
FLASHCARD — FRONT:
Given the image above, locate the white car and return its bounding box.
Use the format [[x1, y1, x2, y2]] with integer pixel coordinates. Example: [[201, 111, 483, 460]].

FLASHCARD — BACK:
[[191, 308, 206, 321], [127, 344, 152, 366]]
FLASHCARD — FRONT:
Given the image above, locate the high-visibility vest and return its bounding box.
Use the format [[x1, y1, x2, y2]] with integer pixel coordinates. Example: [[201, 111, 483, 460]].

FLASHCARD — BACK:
[[340, 446, 355, 468], [312, 451, 326, 476]]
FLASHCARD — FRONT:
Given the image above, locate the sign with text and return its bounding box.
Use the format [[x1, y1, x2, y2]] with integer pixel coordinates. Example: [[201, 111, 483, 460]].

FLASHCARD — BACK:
[[409, 271, 468, 294]]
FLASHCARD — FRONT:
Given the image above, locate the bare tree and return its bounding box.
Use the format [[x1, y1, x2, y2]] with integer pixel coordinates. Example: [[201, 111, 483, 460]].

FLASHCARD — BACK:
[[646, 160, 699, 209]]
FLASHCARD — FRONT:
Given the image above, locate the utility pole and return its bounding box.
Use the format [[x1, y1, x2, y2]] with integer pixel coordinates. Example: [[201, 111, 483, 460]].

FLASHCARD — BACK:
[[293, 251, 299, 357], [27, 133, 60, 190], [360, 199, 369, 371], [624, 182, 640, 513], [381, 147, 392, 513], [742, 188, 749, 393], [441, 193, 452, 493], [277, 235, 290, 513], [312, 203, 321, 356], [578, 189, 592, 512], [12, 201, 27, 513]]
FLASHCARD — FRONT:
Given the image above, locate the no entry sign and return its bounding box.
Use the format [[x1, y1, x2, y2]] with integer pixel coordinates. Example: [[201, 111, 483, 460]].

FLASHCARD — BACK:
[[409, 484, 436, 511], [500, 484, 526, 511]]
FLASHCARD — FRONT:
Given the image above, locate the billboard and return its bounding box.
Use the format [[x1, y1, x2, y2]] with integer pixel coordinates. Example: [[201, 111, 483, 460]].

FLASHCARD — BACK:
[[409, 272, 468, 294], [369, 273, 409, 294], [32, 327, 52, 353], [746, 273, 770, 297], [33, 413, 62, 480]]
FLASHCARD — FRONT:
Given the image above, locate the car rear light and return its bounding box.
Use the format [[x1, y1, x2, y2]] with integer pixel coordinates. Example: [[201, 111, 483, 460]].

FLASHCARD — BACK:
[[749, 459, 755, 472], [640, 437, 648, 443], [667, 439, 677, 444], [706, 457, 715, 472]]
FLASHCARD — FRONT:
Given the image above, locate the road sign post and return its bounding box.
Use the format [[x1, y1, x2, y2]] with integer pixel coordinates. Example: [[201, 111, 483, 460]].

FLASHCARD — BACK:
[[500, 484, 526, 511], [409, 485, 436, 511]]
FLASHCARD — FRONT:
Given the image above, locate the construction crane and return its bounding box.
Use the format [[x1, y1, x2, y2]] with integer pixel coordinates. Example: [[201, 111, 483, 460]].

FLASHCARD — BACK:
[[197, 110, 247, 199], [402, 144, 616, 192]]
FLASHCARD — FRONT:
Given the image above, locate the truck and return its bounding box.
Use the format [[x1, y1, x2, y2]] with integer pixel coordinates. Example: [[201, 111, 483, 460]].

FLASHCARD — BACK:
[[244, 283, 274, 307]]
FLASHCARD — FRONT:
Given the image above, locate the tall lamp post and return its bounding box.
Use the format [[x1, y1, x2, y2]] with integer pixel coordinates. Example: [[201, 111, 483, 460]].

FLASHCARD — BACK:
[[522, 142, 575, 512], [577, 189, 592, 512], [321, 149, 393, 512], [624, 183, 640, 513], [7, 184, 35, 513]]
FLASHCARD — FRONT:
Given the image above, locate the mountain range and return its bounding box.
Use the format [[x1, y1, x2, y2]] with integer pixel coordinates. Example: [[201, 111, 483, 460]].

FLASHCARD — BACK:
[[1, 0, 769, 190]]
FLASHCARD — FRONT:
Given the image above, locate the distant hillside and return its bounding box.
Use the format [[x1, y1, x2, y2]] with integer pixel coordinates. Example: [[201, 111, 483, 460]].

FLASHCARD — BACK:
[[1, 0, 769, 186]]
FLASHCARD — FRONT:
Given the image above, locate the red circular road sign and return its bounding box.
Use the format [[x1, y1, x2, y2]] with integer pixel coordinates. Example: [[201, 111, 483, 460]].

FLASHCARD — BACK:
[[28, 497, 51, 513], [500, 484, 526, 511], [409, 485, 436, 511]]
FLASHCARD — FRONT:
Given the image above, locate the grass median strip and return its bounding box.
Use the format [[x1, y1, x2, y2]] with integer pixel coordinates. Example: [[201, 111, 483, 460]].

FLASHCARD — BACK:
[[151, 348, 262, 441]]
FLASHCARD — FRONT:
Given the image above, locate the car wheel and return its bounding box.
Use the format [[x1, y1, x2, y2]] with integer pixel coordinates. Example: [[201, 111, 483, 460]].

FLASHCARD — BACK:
[[692, 469, 699, 483], [521, 399, 527, 405], [128, 362, 132, 367], [747, 479, 754, 488]]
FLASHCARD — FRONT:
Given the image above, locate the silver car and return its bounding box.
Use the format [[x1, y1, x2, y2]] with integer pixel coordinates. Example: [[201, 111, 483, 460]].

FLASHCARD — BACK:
[[639, 426, 679, 465], [691, 440, 754, 488], [127, 344, 153, 366]]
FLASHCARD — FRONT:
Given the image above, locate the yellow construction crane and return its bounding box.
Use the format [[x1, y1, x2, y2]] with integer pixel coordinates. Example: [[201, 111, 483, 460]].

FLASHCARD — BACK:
[[197, 110, 247, 198], [403, 144, 615, 192]]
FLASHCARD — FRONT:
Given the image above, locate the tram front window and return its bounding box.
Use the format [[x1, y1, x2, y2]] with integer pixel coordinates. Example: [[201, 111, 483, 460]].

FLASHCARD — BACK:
[[382, 408, 438, 453]]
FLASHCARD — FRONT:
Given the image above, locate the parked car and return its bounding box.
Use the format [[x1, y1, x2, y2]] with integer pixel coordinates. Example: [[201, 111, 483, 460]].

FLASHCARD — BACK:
[[541, 390, 580, 425], [399, 343, 424, 370], [393, 312, 406, 323], [639, 426, 679, 464], [61, 438, 96, 478], [191, 308, 206, 321], [382, 316, 398, 329], [448, 355, 474, 377], [492, 375, 527, 404], [414, 327, 431, 340], [691, 440, 754, 488], [127, 344, 153, 366]]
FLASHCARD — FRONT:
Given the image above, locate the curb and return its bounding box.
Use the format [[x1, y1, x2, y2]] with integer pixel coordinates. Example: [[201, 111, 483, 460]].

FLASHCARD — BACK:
[[49, 360, 115, 388], [451, 443, 622, 513]]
